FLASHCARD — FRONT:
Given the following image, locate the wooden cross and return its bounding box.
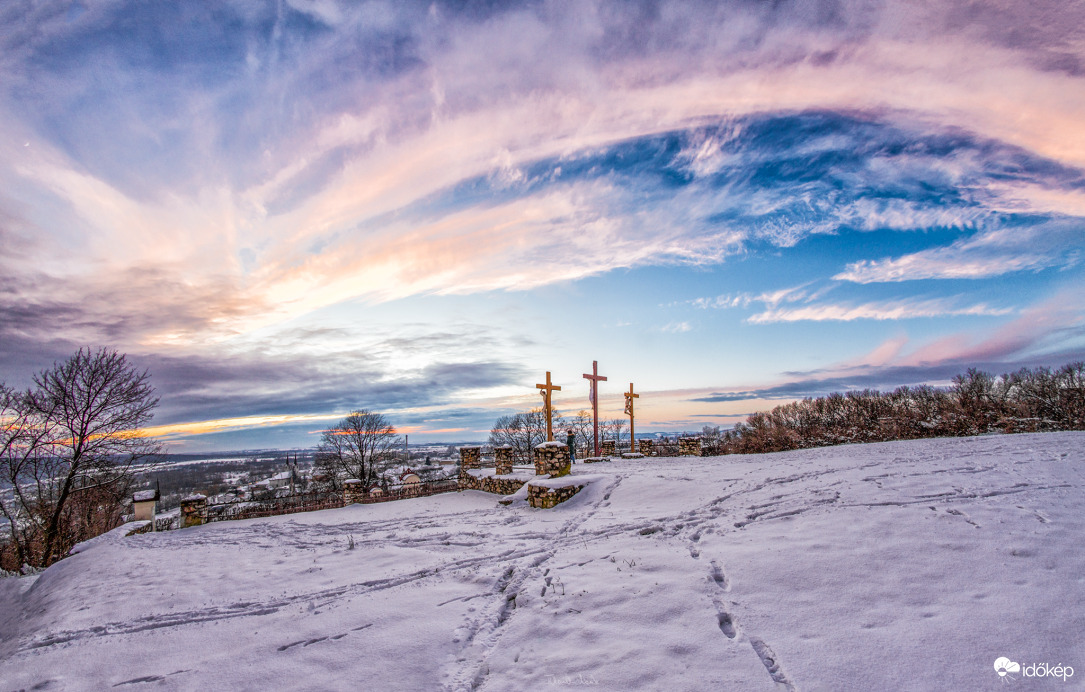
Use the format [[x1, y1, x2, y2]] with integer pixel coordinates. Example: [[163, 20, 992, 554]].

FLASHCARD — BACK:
[[624, 382, 639, 453], [582, 360, 607, 457], [536, 371, 562, 442]]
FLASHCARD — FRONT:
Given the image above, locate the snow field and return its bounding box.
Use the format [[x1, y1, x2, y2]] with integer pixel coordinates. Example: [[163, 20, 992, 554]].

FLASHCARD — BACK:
[[0, 432, 1082, 691]]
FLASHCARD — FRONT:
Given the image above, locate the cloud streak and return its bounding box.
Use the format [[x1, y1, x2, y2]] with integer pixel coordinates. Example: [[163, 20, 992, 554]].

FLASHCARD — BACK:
[[748, 297, 1014, 324], [835, 220, 1083, 283]]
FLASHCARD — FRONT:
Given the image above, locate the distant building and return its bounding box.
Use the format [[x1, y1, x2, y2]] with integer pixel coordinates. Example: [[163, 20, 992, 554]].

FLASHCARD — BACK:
[[266, 471, 293, 489]]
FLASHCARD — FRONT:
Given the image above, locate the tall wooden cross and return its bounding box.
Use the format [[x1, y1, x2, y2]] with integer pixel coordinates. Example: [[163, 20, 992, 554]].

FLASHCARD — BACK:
[[536, 371, 562, 442], [582, 360, 607, 457], [624, 382, 639, 453]]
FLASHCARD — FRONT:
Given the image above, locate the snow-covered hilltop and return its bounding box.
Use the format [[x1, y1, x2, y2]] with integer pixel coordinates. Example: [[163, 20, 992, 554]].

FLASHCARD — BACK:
[[2, 432, 1082, 691]]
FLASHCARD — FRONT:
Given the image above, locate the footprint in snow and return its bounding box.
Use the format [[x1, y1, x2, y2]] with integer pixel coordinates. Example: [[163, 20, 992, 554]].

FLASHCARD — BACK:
[[716, 611, 737, 639], [709, 561, 729, 591]]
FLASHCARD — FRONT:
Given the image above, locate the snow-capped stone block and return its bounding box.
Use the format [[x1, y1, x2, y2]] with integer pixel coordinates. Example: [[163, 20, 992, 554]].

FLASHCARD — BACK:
[[534, 442, 570, 477], [525, 473, 604, 508]]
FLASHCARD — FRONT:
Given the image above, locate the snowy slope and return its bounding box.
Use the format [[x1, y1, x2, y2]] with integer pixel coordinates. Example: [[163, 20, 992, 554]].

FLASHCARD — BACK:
[[1, 432, 1082, 691]]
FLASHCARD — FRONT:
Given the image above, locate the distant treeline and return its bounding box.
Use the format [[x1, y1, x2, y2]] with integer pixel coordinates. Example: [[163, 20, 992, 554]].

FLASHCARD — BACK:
[[710, 362, 1085, 455]]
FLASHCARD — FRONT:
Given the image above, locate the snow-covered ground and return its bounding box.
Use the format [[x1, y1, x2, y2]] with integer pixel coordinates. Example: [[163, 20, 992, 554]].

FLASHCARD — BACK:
[[1, 432, 1082, 691]]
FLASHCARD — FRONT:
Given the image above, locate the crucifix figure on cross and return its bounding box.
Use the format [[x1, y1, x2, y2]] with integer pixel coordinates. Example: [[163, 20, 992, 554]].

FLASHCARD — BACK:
[[582, 360, 607, 457], [536, 371, 562, 442], [624, 382, 639, 453]]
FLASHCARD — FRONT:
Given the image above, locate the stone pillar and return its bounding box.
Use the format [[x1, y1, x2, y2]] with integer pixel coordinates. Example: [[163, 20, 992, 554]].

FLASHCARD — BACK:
[[679, 437, 703, 456], [343, 478, 364, 505], [601, 440, 616, 457], [534, 442, 570, 478], [458, 446, 482, 491], [180, 494, 207, 528], [459, 446, 481, 472], [638, 439, 654, 456], [494, 446, 514, 475]]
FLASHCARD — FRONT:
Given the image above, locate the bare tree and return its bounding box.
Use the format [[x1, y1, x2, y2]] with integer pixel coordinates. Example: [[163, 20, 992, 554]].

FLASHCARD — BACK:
[[1, 348, 163, 569], [489, 408, 551, 463], [315, 410, 399, 486], [601, 418, 628, 448], [1, 385, 53, 569]]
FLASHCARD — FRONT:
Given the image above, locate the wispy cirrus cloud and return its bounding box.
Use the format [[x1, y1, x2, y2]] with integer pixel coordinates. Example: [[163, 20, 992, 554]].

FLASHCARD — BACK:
[[835, 220, 1083, 283], [684, 285, 1012, 324], [687, 284, 823, 311], [748, 297, 1014, 324], [2, 2, 1084, 336], [659, 321, 693, 334]]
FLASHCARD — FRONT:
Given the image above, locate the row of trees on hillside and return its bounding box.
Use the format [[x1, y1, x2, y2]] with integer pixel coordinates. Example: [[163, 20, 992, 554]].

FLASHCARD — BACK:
[[719, 363, 1085, 455], [489, 409, 628, 462], [1, 348, 162, 570]]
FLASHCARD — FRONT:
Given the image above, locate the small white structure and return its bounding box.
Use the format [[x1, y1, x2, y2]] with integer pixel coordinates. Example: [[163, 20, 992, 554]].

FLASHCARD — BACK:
[[132, 488, 159, 524]]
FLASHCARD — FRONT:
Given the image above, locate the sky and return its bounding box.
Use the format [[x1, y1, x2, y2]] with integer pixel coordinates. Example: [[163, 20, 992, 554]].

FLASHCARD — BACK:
[[0, 0, 1083, 451]]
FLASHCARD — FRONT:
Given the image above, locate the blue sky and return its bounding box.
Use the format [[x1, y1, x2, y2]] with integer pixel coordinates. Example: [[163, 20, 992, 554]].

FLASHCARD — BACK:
[[1, 0, 1083, 451]]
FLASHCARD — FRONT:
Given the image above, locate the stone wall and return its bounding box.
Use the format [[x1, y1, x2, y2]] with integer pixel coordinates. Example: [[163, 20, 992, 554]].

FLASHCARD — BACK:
[[528, 483, 584, 508], [125, 521, 153, 536], [679, 437, 703, 456], [534, 442, 570, 477], [600, 440, 616, 457], [638, 439, 654, 456], [494, 446, 514, 475], [180, 494, 207, 528], [458, 471, 528, 496], [458, 446, 484, 492]]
